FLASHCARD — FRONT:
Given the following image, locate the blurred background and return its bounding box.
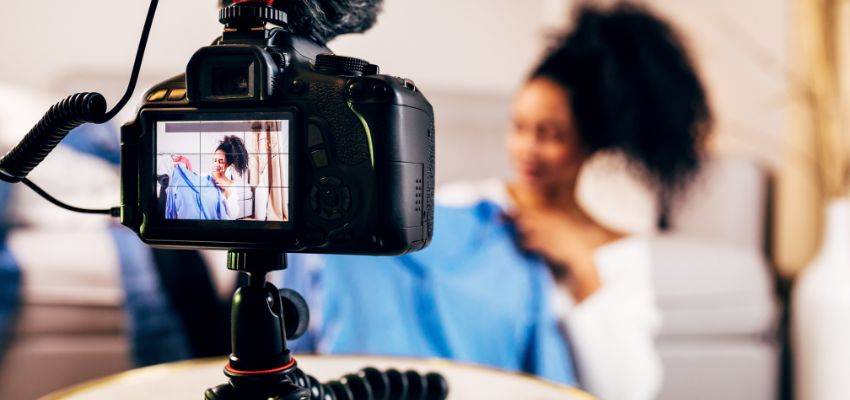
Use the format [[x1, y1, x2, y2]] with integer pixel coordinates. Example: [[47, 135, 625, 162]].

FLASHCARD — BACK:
[[0, 0, 848, 399], [0, 0, 809, 266]]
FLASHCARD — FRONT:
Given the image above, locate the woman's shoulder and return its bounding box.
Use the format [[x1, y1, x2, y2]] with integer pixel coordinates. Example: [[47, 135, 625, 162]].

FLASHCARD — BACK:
[[436, 178, 513, 210]]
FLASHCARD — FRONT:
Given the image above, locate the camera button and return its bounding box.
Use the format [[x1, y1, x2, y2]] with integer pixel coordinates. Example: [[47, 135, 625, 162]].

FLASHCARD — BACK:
[[310, 149, 329, 168], [310, 186, 319, 210], [320, 188, 339, 208], [167, 88, 186, 101], [289, 79, 307, 94], [341, 187, 351, 211], [347, 82, 366, 100], [307, 124, 324, 147], [403, 79, 418, 92], [362, 64, 380, 75], [319, 176, 342, 186], [146, 89, 168, 102], [319, 209, 342, 220], [371, 83, 392, 101]]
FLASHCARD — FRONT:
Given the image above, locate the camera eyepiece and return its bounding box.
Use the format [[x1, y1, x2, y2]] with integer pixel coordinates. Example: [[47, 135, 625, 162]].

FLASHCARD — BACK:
[[214, 67, 251, 96]]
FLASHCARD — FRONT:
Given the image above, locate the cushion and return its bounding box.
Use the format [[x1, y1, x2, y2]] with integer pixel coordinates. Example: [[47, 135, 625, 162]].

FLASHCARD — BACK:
[[650, 236, 779, 337]]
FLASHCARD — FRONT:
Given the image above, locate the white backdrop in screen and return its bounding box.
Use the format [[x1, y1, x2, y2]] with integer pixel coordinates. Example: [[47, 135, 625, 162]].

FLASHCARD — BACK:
[[156, 124, 199, 154], [156, 122, 202, 178]]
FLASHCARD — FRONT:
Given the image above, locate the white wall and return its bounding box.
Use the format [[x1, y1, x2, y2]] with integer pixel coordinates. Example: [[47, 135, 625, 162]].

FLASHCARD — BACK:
[[0, 0, 552, 94], [645, 0, 791, 167], [0, 1, 222, 93], [0, 0, 790, 184]]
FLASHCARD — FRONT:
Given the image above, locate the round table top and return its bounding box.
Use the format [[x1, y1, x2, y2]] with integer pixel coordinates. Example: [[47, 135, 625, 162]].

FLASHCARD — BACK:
[[42, 355, 593, 400]]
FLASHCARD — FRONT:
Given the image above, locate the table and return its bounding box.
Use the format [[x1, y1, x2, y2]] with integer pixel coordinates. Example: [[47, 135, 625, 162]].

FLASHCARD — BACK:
[[42, 355, 594, 399]]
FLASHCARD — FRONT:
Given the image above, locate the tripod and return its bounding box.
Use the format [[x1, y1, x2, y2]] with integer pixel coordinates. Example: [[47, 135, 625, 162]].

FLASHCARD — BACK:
[[205, 250, 449, 400]]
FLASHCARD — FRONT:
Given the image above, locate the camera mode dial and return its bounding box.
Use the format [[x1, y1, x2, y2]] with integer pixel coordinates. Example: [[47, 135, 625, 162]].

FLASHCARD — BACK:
[[220, 0, 287, 27], [314, 54, 370, 76]]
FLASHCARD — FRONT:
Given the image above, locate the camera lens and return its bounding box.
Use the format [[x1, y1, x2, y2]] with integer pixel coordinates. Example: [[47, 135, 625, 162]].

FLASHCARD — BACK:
[[214, 66, 251, 96]]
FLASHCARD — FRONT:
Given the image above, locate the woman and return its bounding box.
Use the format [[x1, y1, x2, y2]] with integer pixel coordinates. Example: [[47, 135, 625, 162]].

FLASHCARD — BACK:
[[287, 2, 711, 398], [209, 135, 250, 219], [166, 135, 249, 220], [441, 3, 711, 398]]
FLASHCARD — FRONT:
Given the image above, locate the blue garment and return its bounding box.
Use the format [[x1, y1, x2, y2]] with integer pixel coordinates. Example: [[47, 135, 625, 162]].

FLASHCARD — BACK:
[[63, 123, 121, 166], [110, 227, 192, 366], [284, 201, 577, 385], [0, 123, 190, 366], [0, 181, 19, 361], [165, 165, 227, 220]]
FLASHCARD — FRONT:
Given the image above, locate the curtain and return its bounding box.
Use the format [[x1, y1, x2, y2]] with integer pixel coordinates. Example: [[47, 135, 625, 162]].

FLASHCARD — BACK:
[[774, 0, 850, 276], [248, 121, 287, 221]]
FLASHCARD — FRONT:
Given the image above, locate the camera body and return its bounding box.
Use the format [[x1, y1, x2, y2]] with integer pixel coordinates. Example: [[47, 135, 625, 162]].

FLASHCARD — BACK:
[[120, 22, 434, 254]]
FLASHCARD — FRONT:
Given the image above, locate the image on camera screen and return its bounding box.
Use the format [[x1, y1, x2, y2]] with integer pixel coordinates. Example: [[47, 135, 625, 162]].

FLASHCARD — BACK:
[[155, 119, 289, 222]]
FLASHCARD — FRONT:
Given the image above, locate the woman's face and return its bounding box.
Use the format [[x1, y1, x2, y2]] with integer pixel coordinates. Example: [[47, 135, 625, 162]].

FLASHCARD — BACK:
[[212, 150, 228, 174], [507, 78, 587, 191]]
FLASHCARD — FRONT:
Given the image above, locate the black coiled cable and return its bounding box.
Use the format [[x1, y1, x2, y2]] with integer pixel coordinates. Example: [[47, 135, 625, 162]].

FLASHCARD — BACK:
[[291, 367, 449, 400], [0, 0, 158, 216], [0, 93, 106, 182]]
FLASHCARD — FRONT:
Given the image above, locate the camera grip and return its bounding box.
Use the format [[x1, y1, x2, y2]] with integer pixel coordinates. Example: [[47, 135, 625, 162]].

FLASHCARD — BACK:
[[0, 92, 106, 182]]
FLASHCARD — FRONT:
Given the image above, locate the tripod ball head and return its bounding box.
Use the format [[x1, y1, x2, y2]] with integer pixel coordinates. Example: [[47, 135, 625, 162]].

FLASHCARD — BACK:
[[279, 288, 310, 340]]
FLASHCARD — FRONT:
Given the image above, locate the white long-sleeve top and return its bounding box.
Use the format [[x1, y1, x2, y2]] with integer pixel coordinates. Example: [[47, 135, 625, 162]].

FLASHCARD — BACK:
[[221, 165, 242, 220], [438, 179, 663, 400]]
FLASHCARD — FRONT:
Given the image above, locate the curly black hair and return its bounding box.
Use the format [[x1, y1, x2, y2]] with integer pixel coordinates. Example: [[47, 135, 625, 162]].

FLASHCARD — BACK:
[[532, 2, 712, 206], [216, 135, 249, 176], [220, 0, 383, 44]]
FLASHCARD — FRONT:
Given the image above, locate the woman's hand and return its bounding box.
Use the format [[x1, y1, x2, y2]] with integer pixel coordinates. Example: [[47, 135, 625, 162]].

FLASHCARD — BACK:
[[171, 155, 192, 172], [211, 174, 233, 198], [510, 208, 613, 301]]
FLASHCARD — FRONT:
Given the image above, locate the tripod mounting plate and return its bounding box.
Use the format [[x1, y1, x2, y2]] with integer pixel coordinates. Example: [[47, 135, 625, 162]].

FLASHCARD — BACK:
[[227, 249, 287, 273]]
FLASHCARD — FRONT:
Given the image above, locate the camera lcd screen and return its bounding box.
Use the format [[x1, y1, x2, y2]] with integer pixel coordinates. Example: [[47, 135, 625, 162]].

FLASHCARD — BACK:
[[155, 119, 290, 222]]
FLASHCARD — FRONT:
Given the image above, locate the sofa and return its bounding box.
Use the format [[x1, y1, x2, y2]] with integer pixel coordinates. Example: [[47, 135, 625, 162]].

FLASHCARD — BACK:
[[0, 84, 132, 400], [650, 157, 780, 399]]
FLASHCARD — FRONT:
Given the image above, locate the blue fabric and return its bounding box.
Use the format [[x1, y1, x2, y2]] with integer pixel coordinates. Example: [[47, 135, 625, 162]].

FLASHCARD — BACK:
[[62, 123, 121, 166], [64, 123, 191, 365], [165, 165, 227, 220], [284, 202, 577, 385], [0, 181, 11, 229], [0, 122, 191, 366], [0, 182, 20, 361], [110, 227, 192, 366], [0, 124, 116, 357]]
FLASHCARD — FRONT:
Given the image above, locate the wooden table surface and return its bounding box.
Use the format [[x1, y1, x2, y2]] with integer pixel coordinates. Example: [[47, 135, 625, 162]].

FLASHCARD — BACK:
[[42, 355, 594, 400]]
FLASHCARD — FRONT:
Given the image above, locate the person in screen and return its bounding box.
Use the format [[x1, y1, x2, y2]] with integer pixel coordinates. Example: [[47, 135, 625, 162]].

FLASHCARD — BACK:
[[284, 2, 713, 399], [166, 135, 249, 220]]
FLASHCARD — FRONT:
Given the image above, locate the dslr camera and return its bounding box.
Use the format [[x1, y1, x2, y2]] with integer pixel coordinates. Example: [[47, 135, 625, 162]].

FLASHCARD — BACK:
[[120, 0, 434, 254], [0, 2, 449, 397]]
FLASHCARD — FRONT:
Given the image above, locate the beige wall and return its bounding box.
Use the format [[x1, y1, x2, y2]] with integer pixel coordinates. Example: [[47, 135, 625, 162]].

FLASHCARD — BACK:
[[0, 0, 551, 97], [0, 0, 791, 158], [1, 0, 801, 269], [336, 0, 793, 186]]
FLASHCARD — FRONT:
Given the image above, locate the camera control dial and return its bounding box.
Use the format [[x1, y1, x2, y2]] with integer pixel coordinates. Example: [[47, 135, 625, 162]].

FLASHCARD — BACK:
[[310, 176, 352, 221], [314, 54, 369, 76]]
